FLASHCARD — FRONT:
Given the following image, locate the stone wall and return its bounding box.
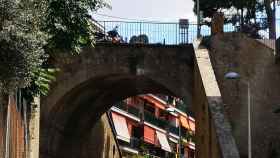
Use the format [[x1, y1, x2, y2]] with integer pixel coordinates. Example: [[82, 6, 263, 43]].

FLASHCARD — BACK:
[[76, 113, 121, 158], [194, 45, 239, 158], [209, 33, 280, 158], [40, 44, 194, 158]]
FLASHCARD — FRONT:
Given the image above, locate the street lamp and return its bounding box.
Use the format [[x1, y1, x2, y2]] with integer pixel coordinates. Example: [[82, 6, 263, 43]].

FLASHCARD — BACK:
[[166, 107, 182, 158], [224, 71, 252, 158]]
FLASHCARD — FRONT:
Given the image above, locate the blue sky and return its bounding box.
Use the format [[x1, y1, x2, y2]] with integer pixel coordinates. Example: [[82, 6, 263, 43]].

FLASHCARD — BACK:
[[93, 0, 196, 22], [92, 1, 280, 43]]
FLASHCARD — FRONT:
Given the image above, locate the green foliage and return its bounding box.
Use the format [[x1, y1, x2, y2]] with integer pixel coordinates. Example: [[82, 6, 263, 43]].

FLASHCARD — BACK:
[[0, 0, 48, 93], [193, 0, 261, 23], [32, 68, 59, 96], [193, 0, 232, 19], [184, 130, 195, 143], [192, 0, 275, 38], [0, 0, 109, 97], [44, 0, 110, 54], [22, 68, 58, 103]]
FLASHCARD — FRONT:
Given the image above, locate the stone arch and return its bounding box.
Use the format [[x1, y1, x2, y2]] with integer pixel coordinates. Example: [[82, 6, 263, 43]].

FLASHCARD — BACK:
[[40, 44, 195, 158]]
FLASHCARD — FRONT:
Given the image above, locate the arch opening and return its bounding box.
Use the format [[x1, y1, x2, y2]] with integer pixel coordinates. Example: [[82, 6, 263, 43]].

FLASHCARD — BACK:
[[41, 74, 193, 158]]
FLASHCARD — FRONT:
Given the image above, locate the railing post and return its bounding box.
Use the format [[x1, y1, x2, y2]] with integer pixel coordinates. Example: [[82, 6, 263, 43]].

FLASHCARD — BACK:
[[103, 21, 106, 41], [140, 22, 142, 35], [176, 23, 178, 45]]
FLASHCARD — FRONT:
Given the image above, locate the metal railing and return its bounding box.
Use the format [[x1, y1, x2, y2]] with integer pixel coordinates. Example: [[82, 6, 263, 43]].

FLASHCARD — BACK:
[[169, 125, 179, 136], [114, 101, 140, 117], [143, 111, 168, 129], [98, 21, 210, 45], [96, 19, 280, 49], [130, 137, 141, 149]]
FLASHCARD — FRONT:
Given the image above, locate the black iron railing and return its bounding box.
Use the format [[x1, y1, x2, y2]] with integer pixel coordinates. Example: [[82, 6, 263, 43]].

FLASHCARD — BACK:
[[169, 125, 179, 136], [97, 21, 211, 45], [96, 19, 280, 49], [143, 111, 169, 129], [114, 101, 140, 117]]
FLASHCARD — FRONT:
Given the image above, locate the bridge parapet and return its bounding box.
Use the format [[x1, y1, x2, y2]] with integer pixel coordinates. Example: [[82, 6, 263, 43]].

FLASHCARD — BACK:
[[194, 40, 240, 158]]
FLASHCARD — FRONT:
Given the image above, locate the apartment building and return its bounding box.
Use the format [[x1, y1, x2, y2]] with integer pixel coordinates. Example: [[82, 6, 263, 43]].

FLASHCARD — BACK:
[[109, 94, 195, 158]]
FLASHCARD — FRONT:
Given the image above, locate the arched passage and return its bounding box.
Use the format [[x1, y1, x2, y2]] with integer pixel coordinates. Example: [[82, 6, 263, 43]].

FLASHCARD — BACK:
[[40, 44, 195, 158]]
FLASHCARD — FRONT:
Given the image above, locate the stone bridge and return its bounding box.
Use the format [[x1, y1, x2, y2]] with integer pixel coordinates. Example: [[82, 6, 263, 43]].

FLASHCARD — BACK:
[[40, 43, 239, 158]]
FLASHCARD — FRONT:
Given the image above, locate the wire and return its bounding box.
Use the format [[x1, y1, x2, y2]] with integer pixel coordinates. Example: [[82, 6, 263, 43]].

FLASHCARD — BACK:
[[92, 13, 176, 23]]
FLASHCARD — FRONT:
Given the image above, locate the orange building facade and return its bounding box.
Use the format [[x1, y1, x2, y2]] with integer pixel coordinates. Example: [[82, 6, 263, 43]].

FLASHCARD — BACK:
[[0, 93, 28, 158], [109, 94, 195, 158]]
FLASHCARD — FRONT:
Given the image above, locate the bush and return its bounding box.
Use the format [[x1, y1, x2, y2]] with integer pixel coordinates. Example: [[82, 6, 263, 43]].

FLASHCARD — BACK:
[[0, 0, 47, 93]]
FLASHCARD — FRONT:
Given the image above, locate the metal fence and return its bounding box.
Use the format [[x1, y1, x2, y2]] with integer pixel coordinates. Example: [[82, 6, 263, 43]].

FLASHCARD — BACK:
[[97, 19, 280, 49], [98, 21, 239, 45], [98, 21, 210, 45]]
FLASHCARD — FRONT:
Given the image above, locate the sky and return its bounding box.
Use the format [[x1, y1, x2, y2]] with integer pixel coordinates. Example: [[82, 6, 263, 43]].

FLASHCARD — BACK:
[[91, 1, 280, 43], [92, 0, 197, 22]]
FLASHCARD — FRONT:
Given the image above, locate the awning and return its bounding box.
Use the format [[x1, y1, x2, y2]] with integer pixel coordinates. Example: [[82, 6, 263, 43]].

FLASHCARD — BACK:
[[144, 125, 156, 144], [180, 116, 190, 129], [141, 95, 165, 109], [188, 142, 196, 150], [189, 120, 195, 132], [112, 113, 131, 142], [120, 146, 139, 154], [156, 131, 172, 152]]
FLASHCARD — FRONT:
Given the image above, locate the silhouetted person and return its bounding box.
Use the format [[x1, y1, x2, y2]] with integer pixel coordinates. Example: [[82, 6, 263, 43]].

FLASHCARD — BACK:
[[107, 26, 119, 38]]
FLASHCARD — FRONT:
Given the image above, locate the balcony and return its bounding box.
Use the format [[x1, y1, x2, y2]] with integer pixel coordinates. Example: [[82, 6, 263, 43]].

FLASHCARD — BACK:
[[114, 101, 140, 117], [143, 154, 162, 158], [175, 102, 194, 117], [168, 125, 179, 136], [130, 137, 141, 149], [144, 111, 168, 129], [168, 125, 195, 143]]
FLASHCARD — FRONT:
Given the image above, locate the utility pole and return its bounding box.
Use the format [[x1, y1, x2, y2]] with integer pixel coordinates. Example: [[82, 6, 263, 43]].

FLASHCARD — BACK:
[[274, 0, 278, 60], [247, 82, 252, 158], [273, 0, 276, 39], [197, 0, 201, 38]]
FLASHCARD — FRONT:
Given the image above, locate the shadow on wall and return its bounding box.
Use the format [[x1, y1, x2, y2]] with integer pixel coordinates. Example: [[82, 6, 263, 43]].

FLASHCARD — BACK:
[[88, 117, 105, 158], [208, 32, 280, 158]]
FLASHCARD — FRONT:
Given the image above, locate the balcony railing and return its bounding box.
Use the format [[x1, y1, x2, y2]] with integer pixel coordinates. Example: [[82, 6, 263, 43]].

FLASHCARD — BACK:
[[169, 125, 179, 136], [114, 101, 140, 117], [144, 111, 168, 129], [175, 102, 194, 117], [143, 154, 162, 158], [130, 137, 141, 149], [114, 101, 195, 143]]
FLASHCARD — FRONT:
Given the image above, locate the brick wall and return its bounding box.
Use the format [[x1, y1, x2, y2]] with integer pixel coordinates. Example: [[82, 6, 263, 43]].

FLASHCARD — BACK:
[[0, 94, 28, 158], [0, 95, 7, 158]]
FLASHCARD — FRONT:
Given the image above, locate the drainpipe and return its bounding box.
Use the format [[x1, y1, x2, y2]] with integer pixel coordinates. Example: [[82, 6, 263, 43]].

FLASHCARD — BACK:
[[5, 95, 11, 158], [23, 98, 28, 158]]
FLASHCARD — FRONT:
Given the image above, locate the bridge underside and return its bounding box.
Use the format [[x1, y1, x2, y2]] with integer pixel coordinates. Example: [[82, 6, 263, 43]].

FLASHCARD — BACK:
[[40, 43, 239, 158], [40, 44, 196, 158]]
